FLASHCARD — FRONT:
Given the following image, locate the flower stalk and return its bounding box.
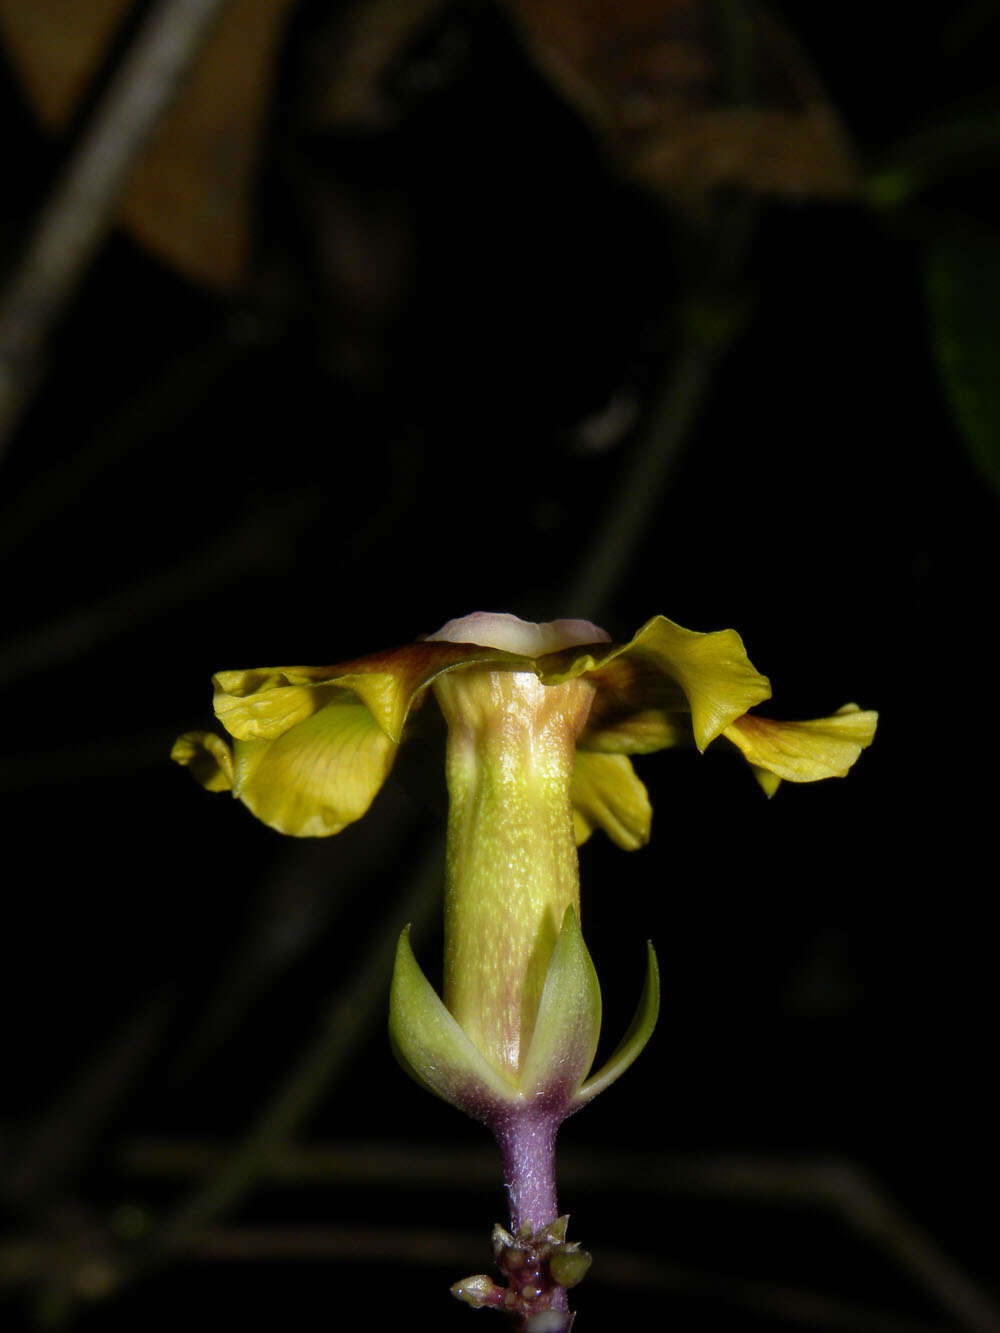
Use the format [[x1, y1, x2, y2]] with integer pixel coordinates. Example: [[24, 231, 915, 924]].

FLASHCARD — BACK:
[[494, 1108, 561, 1237]]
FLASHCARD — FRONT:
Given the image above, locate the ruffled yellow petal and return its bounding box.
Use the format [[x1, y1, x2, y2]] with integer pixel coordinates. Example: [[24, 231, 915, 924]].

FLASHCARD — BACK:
[[213, 642, 533, 744], [539, 614, 772, 752], [211, 614, 768, 760], [188, 615, 871, 842], [213, 673, 330, 741], [576, 707, 691, 755], [750, 766, 783, 799], [723, 703, 878, 787], [570, 752, 652, 850], [228, 694, 398, 837], [171, 730, 234, 792]]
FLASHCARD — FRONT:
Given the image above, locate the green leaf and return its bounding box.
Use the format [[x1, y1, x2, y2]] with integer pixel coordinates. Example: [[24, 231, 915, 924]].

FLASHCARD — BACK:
[[388, 927, 519, 1119], [574, 942, 660, 1108], [926, 232, 1000, 497], [868, 112, 1000, 210], [518, 907, 602, 1102]]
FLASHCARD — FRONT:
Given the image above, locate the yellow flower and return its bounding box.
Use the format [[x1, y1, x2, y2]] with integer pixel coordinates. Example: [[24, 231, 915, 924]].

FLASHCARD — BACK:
[[173, 610, 876, 844], [173, 612, 876, 1192]]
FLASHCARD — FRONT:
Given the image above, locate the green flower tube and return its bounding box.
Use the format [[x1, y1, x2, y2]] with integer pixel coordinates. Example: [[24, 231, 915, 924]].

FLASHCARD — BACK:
[[427, 614, 605, 1084]]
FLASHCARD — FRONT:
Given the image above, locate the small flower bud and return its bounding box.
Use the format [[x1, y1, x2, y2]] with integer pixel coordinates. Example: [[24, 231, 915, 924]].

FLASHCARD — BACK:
[[549, 1246, 593, 1289], [538, 1216, 570, 1245], [450, 1274, 501, 1308], [501, 1246, 527, 1273], [491, 1223, 516, 1260]]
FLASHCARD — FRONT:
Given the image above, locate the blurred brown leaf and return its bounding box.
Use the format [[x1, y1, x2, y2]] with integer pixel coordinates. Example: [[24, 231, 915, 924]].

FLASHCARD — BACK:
[[0, 0, 296, 289], [0, 0, 857, 293], [504, 0, 859, 207], [291, 0, 448, 131], [0, 0, 133, 125]]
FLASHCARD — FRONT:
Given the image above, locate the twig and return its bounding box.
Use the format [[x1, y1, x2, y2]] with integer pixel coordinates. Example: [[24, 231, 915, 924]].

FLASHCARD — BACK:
[[168, 789, 423, 1085], [0, 993, 174, 1209], [0, 314, 247, 558], [0, 731, 177, 794], [0, 0, 235, 461], [597, 1246, 949, 1333], [119, 1144, 1000, 1333], [125, 832, 445, 1274], [563, 335, 731, 618], [561, 176, 759, 623], [192, 1222, 482, 1265], [0, 492, 322, 688], [563, 212, 753, 623], [179, 1224, 949, 1333], [819, 1162, 1000, 1333]]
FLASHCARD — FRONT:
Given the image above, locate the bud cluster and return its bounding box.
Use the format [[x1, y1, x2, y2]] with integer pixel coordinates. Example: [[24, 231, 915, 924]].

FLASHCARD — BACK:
[[451, 1215, 592, 1326]]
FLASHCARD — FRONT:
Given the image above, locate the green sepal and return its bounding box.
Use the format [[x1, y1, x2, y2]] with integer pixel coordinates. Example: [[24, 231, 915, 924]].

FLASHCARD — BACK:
[[573, 942, 659, 1108], [536, 1215, 569, 1246], [518, 907, 602, 1102], [389, 926, 520, 1118]]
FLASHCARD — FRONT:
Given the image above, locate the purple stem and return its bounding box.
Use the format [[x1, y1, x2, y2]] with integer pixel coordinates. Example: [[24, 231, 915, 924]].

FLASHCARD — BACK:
[[492, 1108, 572, 1325], [494, 1108, 561, 1235]]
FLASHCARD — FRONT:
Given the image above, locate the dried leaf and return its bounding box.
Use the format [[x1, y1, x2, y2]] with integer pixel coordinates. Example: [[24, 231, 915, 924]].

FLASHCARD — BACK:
[[0, 0, 132, 126], [0, 0, 297, 289], [0, 0, 859, 290], [503, 0, 858, 207], [293, 0, 448, 131]]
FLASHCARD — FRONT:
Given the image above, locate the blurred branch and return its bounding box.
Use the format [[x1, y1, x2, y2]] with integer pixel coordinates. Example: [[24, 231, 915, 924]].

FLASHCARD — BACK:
[[596, 1247, 949, 1333], [180, 1224, 948, 1333], [0, 314, 250, 559], [564, 183, 756, 621], [0, 731, 177, 794], [867, 112, 1000, 210], [0, 0, 235, 463], [120, 1144, 1000, 1333], [1, 992, 174, 1211], [192, 1221, 482, 1264], [0, 492, 321, 688], [169, 792, 422, 1085], [122, 833, 444, 1276], [716, 0, 755, 107], [928, 1, 1000, 66], [565, 305, 745, 618]]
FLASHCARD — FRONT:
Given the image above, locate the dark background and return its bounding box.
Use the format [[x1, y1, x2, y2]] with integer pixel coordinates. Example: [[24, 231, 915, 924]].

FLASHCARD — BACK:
[[1, 1, 997, 1328]]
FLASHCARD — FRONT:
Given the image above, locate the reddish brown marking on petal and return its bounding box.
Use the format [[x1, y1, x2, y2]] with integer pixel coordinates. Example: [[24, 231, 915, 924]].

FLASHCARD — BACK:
[[728, 712, 771, 735], [288, 640, 530, 682]]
